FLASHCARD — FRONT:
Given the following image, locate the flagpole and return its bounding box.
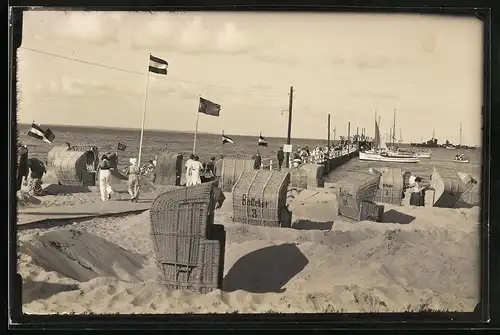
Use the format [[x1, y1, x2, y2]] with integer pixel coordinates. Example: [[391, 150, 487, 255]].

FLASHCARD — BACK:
[[138, 54, 151, 167], [193, 95, 201, 155]]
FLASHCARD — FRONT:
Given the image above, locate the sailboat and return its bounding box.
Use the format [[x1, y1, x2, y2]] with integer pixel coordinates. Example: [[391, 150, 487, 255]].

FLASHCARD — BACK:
[[453, 122, 470, 163], [359, 112, 419, 163]]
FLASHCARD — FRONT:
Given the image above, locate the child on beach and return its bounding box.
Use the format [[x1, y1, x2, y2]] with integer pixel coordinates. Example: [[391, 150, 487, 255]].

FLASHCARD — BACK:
[[124, 157, 140, 202], [98, 154, 113, 201]]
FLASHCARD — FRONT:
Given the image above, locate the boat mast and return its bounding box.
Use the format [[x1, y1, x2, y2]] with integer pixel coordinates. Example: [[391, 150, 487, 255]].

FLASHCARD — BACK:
[[392, 109, 396, 146], [459, 122, 462, 146]]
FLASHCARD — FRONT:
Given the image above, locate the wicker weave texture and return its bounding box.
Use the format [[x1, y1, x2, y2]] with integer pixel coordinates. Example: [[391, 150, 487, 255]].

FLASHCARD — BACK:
[[458, 181, 481, 206], [214, 158, 254, 192], [375, 168, 404, 205], [300, 163, 325, 188], [430, 168, 470, 208], [336, 172, 380, 221], [155, 151, 183, 186], [284, 167, 308, 189], [149, 182, 225, 293], [47, 147, 97, 186], [232, 170, 290, 227]]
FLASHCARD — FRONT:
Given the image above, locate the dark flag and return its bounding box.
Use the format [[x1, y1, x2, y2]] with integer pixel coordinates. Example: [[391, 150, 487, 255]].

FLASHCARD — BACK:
[[65, 141, 72, 149], [44, 128, 55, 144], [199, 97, 221, 117], [258, 134, 268, 147], [27, 122, 55, 144], [117, 142, 127, 151], [222, 134, 234, 144], [149, 54, 168, 75]]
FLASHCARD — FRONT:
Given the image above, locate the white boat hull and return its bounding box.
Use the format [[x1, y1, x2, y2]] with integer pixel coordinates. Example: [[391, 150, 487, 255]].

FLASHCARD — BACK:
[[416, 152, 431, 159], [454, 159, 470, 163], [359, 152, 419, 163]]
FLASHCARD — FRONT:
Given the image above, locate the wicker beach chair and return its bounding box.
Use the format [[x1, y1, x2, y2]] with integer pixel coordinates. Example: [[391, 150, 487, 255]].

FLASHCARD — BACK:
[[149, 181, 226, 294]]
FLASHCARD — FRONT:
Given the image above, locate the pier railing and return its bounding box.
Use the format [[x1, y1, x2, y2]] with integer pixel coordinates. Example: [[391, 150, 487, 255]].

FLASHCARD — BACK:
[[260, 147, 358, 170]]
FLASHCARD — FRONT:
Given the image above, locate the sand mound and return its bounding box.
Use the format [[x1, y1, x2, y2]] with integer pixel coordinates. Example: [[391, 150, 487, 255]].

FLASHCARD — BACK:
[[18, 190, 480, 314], [17, 190, 41, 207], [20, 229, 151, 283]]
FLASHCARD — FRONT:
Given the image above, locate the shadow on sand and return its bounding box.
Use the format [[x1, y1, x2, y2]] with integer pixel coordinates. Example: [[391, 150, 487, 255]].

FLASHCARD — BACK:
[[22, 279, 79, 304], [292, 219, 334, 231], [223, 243, 308, 294], [382, 209, 416, 225], [43, 184, 92, 195]]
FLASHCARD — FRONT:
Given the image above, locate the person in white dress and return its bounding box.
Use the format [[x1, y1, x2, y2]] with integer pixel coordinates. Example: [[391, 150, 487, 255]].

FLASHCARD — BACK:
[[185, 154, 195, 186], [190, 155, 204, 185]]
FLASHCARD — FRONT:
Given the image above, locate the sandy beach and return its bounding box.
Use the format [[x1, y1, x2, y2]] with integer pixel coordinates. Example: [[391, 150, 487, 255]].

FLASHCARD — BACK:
[[17, 172, 481, 314]]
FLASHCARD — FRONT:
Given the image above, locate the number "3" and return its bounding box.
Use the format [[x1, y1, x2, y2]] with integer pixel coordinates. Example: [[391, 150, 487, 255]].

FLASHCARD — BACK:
[[251, 209, 258, 218]]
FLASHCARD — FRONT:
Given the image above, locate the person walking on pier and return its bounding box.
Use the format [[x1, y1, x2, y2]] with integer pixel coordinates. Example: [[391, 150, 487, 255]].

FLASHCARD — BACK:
[[277, 147, 285, 169]]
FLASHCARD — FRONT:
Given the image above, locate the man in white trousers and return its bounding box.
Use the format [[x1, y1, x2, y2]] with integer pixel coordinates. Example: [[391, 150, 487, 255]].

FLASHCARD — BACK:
[[99, 154, 113, 201]]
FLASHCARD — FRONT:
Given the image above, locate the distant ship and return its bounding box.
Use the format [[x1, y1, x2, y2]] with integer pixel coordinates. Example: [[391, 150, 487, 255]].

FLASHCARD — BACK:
[[410, 129, 439, 148]]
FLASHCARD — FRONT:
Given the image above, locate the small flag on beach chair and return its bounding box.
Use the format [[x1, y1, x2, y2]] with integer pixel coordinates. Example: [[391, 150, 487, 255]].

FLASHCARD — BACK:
[[27, 122, 55, 144], [65, 141, 72, 149], [199, 97, 221, 117], [117, 142, 127, 151], [149, 54, 168, 75], [258, 134, 268, 147], [222, 134, 234, 144]]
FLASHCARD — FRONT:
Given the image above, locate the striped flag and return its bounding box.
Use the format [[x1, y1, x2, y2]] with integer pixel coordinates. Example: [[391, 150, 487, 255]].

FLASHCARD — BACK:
[[258, 134, 268, 147], [199, 97, 221, 117], [222, 134, 234, 144], [149, 54, 168, 75], [27, 122, 55, 144]]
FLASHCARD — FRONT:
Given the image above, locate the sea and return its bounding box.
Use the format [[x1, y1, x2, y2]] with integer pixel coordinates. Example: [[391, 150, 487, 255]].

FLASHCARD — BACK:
[[18, 124, 482, 182]]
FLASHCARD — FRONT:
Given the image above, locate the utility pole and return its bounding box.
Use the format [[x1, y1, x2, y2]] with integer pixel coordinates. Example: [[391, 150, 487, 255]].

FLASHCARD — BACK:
[[327, 114, 331, 153], [347, 122, 351, 158], [356, 126, 359, 144], [284, 86, 294, 168]]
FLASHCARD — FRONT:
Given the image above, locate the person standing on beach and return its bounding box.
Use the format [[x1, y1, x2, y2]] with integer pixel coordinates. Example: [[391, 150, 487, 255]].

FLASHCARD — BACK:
[[104, 152, 115, 199], [253, 152, 262, 170], [124, 157, 140, 202], [26, 157, 46, 196], [98, 154, 113, 201], [409, 177, 427, 206], [185, 154, 195, 186], [277, 147, 284, 169], [152, 155, 157, 183], [205, 157, 216, 181], [190, 155, 204, 185], [17, 144, 29, 191]]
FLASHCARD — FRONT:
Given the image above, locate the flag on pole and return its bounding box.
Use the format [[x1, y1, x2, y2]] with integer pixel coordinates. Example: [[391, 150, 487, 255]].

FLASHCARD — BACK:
[[199, 97, 221, 117], [149, 54, 168, 75], [258, 134, 268, 147], [27, 122, 55, 144], [117, 142, 127, 151], [222, 134, 234, 144]]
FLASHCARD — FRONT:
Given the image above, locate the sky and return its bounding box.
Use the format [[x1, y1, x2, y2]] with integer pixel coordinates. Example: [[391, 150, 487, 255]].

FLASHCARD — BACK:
[[17, 11, 484, 145]]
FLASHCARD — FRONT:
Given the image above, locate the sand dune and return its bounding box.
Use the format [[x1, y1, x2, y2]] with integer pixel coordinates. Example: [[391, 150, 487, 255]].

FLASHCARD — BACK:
[[17, 189, 480, 314]]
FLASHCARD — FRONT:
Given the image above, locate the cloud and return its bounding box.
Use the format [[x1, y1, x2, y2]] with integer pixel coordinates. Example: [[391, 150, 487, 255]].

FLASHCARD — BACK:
[[131, 14, 254, 55], [54, 11, 122, 45]]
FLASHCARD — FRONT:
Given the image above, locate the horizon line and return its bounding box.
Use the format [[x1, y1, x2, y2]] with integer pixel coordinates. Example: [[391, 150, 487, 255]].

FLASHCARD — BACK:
[[17, 122, 364, 141]]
